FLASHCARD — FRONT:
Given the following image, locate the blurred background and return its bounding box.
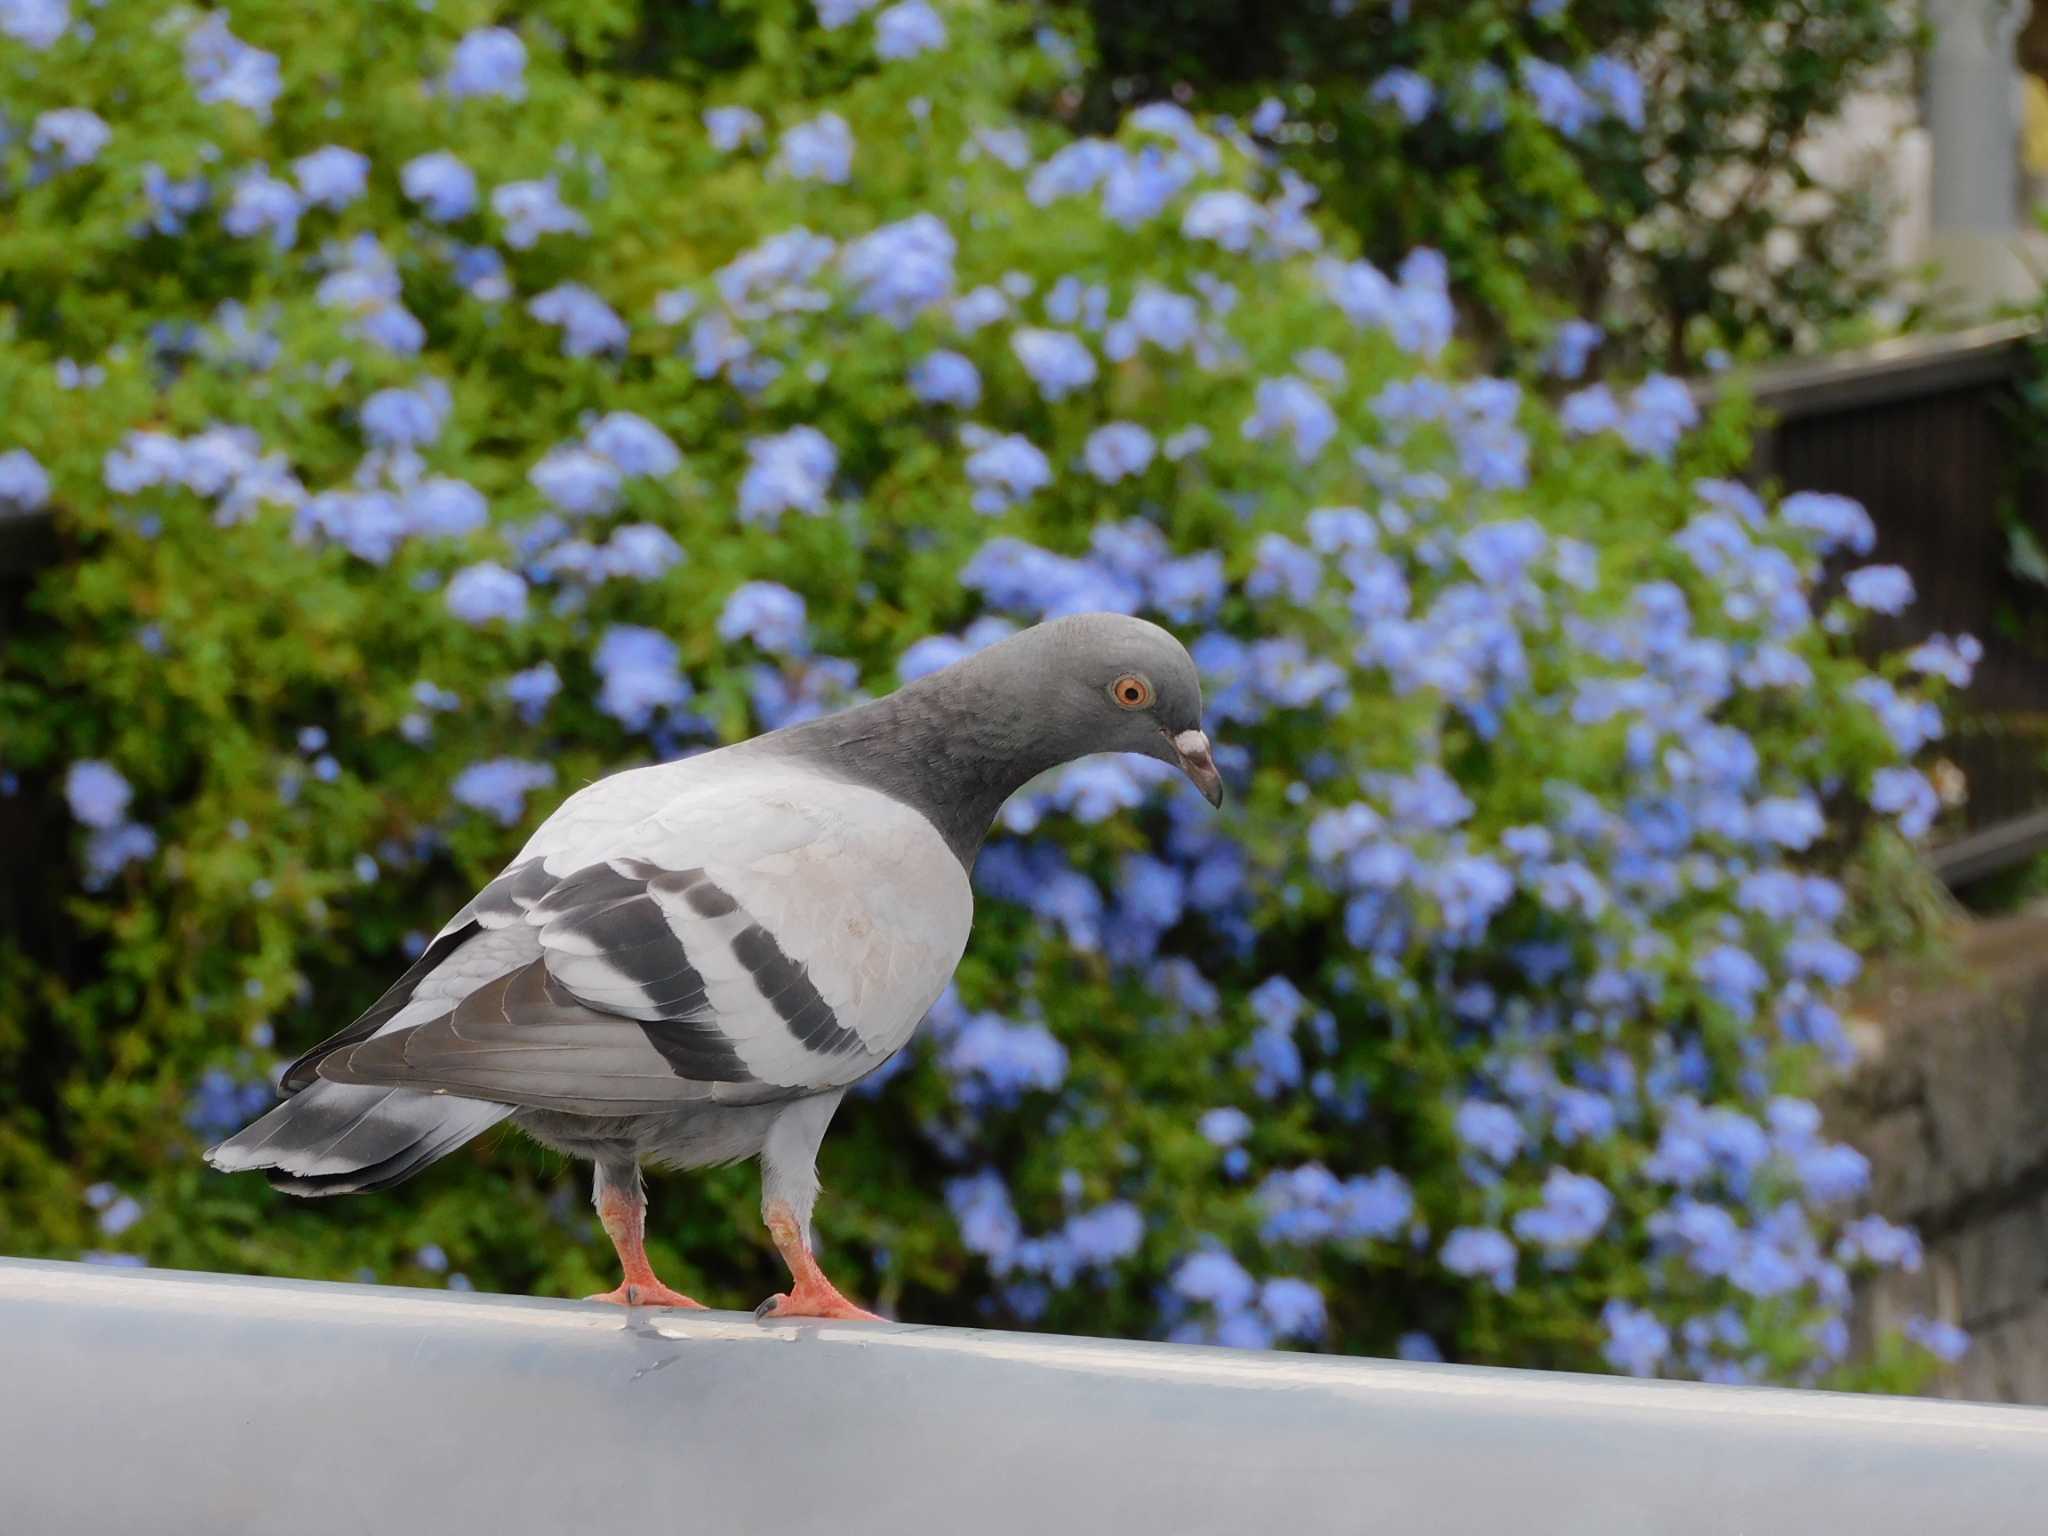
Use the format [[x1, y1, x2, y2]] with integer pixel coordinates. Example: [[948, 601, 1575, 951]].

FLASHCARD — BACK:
[[5, 0, 2048, 1403]]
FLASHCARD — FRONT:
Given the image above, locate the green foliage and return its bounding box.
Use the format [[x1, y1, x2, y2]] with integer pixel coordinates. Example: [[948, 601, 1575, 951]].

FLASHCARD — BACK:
[[1069, 0, 1916, 369]]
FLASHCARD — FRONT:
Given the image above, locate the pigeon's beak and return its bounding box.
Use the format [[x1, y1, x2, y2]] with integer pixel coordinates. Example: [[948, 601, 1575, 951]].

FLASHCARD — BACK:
[[1172, 728, 1223, 808]]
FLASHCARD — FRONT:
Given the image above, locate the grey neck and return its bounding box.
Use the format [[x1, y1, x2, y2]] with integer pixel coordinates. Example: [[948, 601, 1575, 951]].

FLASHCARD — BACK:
[[760, 663, 1076, 870]]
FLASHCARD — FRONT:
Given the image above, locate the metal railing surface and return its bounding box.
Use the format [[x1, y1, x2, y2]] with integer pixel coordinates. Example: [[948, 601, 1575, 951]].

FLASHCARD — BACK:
[[2, 1258, 2045, 1535]]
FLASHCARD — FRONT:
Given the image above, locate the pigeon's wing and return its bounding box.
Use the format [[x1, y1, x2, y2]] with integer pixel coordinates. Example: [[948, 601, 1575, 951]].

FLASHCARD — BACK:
[[278, 756, 714, 1091], [315, 765, 972, 1116]]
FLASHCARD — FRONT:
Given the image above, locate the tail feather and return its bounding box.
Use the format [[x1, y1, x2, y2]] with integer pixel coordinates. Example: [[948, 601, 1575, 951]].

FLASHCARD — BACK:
[[207, 1082, 511, 1198]]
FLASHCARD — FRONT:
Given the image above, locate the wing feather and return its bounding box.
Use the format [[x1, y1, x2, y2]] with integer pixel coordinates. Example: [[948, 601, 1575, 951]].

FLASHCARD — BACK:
[[309, 763, 971, 1112]]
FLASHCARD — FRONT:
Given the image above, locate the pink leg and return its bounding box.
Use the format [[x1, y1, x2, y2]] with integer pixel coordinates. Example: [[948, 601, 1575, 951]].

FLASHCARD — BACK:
[[587, 1181, 704, 1310], [754, 1200, 881, 1322]]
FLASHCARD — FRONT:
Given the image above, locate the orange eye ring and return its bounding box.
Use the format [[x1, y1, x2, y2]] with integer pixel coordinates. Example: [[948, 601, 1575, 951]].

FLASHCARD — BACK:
[[1111, 674, 1154, 710]]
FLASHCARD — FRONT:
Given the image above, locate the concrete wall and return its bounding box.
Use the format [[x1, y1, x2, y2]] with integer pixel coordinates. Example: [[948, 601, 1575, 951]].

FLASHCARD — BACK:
[[1837, 909, 2048, 1403]]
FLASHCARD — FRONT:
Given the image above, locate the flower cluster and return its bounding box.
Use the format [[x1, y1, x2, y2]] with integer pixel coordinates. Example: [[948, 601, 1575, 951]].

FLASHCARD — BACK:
[[3, 2, 1963, 1384]]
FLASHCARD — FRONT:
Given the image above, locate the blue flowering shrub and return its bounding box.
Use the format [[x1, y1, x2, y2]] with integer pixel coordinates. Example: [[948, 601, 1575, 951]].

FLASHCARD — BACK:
[[0, 1, 1969, 1384], [1069, 0, 1910, 368]]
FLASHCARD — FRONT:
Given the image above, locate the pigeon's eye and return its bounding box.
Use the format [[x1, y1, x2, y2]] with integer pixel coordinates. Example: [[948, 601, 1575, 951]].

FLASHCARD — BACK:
[[1111, 674, 1153, 710]]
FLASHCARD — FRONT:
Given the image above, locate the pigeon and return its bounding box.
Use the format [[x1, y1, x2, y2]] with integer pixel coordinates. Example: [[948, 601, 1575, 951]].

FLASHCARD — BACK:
[[209, 612, 1222, 1319]]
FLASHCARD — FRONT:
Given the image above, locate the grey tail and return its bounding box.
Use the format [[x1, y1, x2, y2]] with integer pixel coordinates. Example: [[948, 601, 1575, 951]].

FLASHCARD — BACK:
[[206, 1081, 512, 1197]]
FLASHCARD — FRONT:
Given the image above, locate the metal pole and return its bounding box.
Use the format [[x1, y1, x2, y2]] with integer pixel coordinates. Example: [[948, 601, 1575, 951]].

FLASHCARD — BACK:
[[1, 1258, 2045, 1535]]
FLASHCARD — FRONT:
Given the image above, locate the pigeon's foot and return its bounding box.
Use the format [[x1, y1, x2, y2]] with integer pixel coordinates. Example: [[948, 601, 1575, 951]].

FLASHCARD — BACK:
[[756, 1198, 882, 1323], [587, 1281, 706, 1310], [753, 1279, 881, 1323], [591, 1168, 702, 1310]]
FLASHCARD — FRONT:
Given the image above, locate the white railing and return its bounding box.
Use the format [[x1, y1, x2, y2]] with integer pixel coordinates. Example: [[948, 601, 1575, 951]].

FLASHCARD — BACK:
[[1, 1256, 2045, 1534]]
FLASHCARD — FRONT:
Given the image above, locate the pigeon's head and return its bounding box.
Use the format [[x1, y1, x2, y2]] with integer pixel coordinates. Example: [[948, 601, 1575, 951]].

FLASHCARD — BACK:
[[990, 612, 1222, 807]]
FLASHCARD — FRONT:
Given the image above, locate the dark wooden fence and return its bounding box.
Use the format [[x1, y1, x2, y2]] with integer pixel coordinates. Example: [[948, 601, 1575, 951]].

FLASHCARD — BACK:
[[1737, 320, 2048, 886]]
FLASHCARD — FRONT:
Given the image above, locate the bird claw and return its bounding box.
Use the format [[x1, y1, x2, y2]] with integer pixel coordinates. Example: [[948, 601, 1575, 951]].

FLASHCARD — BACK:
[[754, 1288, 882, 1323], [587, 1281, 706, 1309]]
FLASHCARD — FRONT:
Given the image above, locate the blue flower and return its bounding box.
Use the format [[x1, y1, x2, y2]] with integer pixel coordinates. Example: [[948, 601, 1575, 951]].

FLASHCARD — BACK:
[[594, 625, 691, 729], [31, 107, 109, 168], [451, 758, 554, 823], [444, 563, 528, 625], [585, 412, 680, 477], [1843, 564, 1914, 614], [704, 106, 763, 152], [141, 163, 211, 234], [406, 477, 488, 538], [1903, 633, 1981, 688], [528, 283, 628, 357], [1779, 490, 1875, 555], [1521, 57, 1595, 135], [942, 1012, 1067, 1106], [0, 449, 50, 511], [718, 581, 810, 656], [841, 214, 956, 325], [1748, 795, 1822, 850], [299, 491, 408, 563], [1370, 68, 1435, 125], [1396, 1332, 1443, 1363], [223, 168, 303, 250], [961, 430, 1053, 515], [1064, 1202, 1144, 1265], [874, 0, 945, 58], [1580, 55, 1646, 130], [292, 145, 369, 209], [1620, 375, 1699, 458], [1904, 1316, 1969, 1364], [1455, 1100, 1523, 1164], [66, 761, 133, 828], [814, 0, 880, 27], [1104, 284, 1199, 361], [1260, 1278, 1326, 1340], [1693, 943, 1767, 1016], [1459, 519, 1547, 586], [1243, 376, 1336, 462], [1440, 1227, 1517, 1291], [529, 446, 622, 517], [1248, 975, 1305, 1032], [1547, 319, 1602, 379], [499, 662, 561, 722], [1180, 189, 1262, 251], [361, 380, 451, 448], [0, 0, 66, 49], [1028, 139, 1122, 204], [1011, 328, 1097, 401], [1602, 1301, 1669, 1376], [1870, 767, 1939, 838], [1512, 1168, 1613, 1254], [445, 26, 525, 100], [83, 821, 158, 888], [491, 178, 588, 248], [1836, 1215, 1922, 1271], [1560, 383, 1621, 435], [777, 113, 855, 184], [185, 13, 282, 119], [1172, 1249, 1257, 1312], [1199, 1107, 1251, 1147], [601, 525, 685, 583], [1082, 422, 1156, 484], [739, 427, 837, 524], [401, 152, 478, 221], [1796, 1142, 1869, 1204], [910, 350, 982, 409], [947, 1170, 1022, 1267]]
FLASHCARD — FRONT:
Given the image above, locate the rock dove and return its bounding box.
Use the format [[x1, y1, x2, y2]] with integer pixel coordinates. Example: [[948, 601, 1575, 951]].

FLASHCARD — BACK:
[[209, 612, 1222, 1319]]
